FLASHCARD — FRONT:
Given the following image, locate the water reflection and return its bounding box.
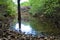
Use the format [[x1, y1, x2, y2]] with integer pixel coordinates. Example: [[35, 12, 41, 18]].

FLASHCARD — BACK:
[[15, 23, 36, 34], [21, 24, 32, 33]]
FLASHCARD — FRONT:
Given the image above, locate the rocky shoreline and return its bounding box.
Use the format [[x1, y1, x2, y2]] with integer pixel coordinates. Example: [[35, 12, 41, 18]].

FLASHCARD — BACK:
[[0, 29, 60, 40]]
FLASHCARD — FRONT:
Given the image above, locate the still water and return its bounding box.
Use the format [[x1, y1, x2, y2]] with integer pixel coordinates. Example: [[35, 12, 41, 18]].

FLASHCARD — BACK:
[[14, 23, 36, 35], [10, 17, 60, 35]]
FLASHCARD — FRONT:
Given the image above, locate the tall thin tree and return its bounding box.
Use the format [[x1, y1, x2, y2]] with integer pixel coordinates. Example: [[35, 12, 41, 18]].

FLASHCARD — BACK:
[[18, 0, 21, 32]]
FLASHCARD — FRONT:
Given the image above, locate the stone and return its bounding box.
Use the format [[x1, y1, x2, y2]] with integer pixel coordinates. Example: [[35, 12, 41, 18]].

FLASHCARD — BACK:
[[0, 29, 3, 38]]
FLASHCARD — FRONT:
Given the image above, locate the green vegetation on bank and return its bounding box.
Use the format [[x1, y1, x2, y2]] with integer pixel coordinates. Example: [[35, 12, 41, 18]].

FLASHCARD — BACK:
[[0, 0, 17, 16], [0, 0, 59, 35], [0, 0, 17, 29], [29, 0, 60, 15], [29, 0, 60, 35], [20, 0, 60, 35]]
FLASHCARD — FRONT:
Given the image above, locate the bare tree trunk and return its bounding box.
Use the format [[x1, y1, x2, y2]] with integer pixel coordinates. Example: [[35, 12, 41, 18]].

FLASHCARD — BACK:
[[18, 0, 21, 32]]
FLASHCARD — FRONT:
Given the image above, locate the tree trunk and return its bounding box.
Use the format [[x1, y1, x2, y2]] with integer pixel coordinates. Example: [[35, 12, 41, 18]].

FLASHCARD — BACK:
[[18, 0, 21, 31]]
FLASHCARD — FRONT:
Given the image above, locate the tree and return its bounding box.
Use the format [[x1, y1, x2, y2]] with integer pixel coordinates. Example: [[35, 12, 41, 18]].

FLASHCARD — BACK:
[[18, 0, 21, 31]]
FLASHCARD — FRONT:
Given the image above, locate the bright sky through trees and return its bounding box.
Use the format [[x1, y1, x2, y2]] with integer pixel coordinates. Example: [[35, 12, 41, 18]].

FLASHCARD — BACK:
[[12, 0, 29, 4]]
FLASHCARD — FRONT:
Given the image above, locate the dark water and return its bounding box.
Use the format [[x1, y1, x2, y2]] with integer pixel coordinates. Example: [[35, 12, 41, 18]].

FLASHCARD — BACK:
[[10, 22, 59, 36], [10, 17, 60, 36], [12, 23, 45, 37]]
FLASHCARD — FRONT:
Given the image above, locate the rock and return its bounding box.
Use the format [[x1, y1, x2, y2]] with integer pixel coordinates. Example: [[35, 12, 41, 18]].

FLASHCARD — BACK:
[[44, 36, 48, 40], [0, 29, 3, 38]]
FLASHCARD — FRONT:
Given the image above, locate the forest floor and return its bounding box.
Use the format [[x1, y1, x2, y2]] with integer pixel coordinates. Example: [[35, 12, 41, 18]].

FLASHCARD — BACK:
[[0, 29, 60, 40]]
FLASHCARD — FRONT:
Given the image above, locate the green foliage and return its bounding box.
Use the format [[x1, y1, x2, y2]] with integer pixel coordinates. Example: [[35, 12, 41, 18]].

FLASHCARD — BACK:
[[29, 0, 60, 15], [21, 2, 30, 6], [29, 0, 60, 35], [0, 0, 17, 17], [0, 0, 17, 29]]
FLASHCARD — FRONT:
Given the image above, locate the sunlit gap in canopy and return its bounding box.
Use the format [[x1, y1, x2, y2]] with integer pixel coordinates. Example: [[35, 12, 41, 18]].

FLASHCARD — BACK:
[[12, 0, 29, 5]]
